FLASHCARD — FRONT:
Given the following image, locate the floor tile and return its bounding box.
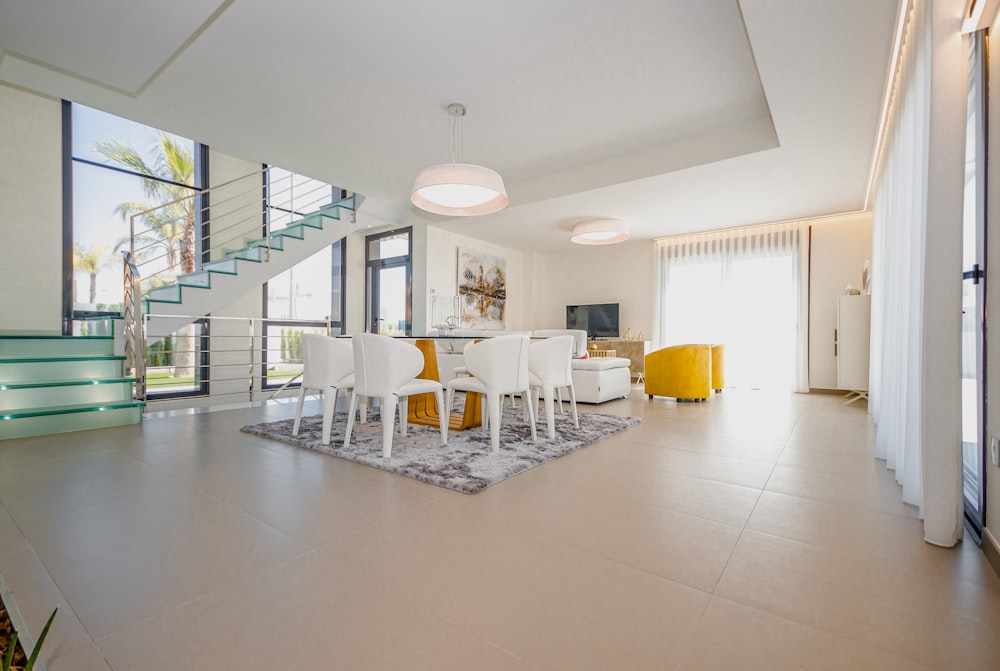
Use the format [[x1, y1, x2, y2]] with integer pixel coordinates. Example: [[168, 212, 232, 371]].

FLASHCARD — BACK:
[[715, 531, 1000, 671], [764, 464, 918, 518], [0, 390, 995, 668], [679, 596, 942, 671]]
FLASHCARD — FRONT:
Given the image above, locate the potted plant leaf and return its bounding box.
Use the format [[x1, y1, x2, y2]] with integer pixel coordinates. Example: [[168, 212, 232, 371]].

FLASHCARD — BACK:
[[1, 607, 56, 671]]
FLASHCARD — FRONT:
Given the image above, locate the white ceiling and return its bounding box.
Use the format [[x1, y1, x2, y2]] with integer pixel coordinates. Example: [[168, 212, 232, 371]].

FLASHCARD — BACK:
[[0, 0, 899, 252]]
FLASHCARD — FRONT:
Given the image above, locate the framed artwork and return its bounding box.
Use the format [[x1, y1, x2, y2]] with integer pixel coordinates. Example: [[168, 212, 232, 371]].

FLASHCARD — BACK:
[[457, 247, 507, 329]]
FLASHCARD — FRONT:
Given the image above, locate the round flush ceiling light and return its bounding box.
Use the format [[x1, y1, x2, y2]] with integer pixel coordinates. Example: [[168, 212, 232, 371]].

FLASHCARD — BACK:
[[570, 219, 630, 245]]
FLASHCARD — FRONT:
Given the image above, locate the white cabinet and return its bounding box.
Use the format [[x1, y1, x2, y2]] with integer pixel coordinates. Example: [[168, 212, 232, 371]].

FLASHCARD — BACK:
[[836, 295, 871, 391]]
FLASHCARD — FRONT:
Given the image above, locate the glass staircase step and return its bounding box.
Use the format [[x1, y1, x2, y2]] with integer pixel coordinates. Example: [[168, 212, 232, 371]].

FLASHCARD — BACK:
[[0, 401, 145, 440], [201, 258, 239, 275], [297, 212, 326, 228], [224, 245, 267, 262], [272, 223, 306, 240], [177, 271, 212, 288], [0, 378, 135, 411], [0, 356, 126, 384], [146, 284, 182, 303], [0, 335, 114, 358]]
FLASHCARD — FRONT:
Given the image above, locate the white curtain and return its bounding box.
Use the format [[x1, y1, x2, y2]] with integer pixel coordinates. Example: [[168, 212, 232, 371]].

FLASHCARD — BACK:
[[870, 0, 928, 512], [869, 0, 964, 546], [653, 222, 809, 393]]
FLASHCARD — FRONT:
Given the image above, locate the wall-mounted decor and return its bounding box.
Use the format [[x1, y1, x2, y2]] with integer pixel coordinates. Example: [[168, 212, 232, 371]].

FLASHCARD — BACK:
[[457, 247, 507, 328]]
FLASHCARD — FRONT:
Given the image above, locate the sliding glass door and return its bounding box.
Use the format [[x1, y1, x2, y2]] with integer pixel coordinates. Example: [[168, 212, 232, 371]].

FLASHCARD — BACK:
[[960, 29, 987, 536]]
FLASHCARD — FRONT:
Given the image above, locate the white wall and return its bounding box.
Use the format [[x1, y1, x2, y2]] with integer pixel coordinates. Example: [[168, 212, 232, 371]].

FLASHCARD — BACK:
[[808, 213, 873, 389], [0, 83, 63, 331], [529, 241, 654, 337], [424, 225, 533, 333]]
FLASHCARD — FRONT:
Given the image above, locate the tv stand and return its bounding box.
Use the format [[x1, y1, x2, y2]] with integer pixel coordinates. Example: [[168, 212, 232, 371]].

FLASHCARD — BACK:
[[590, 339, 650, 380]]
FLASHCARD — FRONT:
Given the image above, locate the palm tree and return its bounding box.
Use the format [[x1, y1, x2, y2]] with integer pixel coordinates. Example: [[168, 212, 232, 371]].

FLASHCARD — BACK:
[[97, 134, 197, 378], [96, 133, 196, 275], [72, 243, 108, 305]]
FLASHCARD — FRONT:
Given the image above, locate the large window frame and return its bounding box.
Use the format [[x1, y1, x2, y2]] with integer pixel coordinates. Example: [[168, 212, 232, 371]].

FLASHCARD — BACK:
[[260, 167, 349, 389], [62, 101, 210, 398]]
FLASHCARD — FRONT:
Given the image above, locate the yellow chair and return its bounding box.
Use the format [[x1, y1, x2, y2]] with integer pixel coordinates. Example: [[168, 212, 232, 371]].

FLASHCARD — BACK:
[[644, 344, 712, 401], [710, 343, 725, 392]]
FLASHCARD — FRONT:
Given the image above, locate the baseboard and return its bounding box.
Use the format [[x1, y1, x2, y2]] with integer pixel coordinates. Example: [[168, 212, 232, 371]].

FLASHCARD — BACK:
[[984, 527, 1000, 579]]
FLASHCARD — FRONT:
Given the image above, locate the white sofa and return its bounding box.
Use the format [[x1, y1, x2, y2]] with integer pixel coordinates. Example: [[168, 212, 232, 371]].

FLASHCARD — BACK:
[[533, 329, 631, 403], [428, 328, 631, 404]]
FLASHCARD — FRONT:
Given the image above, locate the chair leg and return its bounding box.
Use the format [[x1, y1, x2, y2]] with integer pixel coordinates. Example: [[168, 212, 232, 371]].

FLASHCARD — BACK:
[[344, 392, 360, 447], [381, 394, 397, 459], [543, 385, 556, 440], [359, 396, 368, 424], [398, 395, 408, 437], [488, 393, 501, 454], [568, 384, 579, 429], [292, 387, 307, 435], [556, 387, 565, 414], [435, 389, 447, 445], [524, 389, 537, 442], [321, 389, 337, 445]]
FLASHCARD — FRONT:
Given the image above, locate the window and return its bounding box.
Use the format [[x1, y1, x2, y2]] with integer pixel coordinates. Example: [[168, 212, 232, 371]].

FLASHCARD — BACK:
[[261, 167, 347, 388], [655, 223, 807, 392], [66, 102, 209, 397], [68, 103, 205, 315], [365, 228, 412, 335]]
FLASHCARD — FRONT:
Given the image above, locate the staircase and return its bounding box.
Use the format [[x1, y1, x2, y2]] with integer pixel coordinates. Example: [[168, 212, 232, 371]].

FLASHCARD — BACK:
[[144, 195, 360, 341], [0, 332, 144, 440]]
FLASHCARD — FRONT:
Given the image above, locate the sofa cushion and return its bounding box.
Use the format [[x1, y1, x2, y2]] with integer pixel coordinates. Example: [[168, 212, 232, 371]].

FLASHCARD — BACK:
[[572, 356, 631, 371]]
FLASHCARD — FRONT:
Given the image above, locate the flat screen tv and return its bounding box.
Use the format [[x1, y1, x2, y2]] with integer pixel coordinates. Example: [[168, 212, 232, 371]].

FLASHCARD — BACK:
[[566, 303, 620, 338]]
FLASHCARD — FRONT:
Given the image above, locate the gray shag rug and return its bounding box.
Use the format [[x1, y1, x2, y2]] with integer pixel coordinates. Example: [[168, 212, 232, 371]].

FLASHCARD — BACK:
[[240, 400, 640, 494]]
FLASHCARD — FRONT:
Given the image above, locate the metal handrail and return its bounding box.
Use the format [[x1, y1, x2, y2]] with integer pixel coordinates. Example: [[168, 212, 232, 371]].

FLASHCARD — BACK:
[[138, 312, 339, 404], [127, 167, 341, 287], [122, 251, 146, 399]]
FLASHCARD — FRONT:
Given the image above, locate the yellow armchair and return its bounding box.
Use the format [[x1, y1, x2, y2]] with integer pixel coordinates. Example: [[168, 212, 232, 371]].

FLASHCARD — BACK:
[[644, 344, 712, 401], [710, 343, 725, 392]]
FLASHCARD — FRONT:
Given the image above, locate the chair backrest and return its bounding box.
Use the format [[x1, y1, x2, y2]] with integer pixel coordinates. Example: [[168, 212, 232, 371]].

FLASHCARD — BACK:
[[302, 334, 354, 388], [531, 329, 588, 357], [463, 334, 530, 394], [528, 335, 575, 387], [352, 333, 424, 397]]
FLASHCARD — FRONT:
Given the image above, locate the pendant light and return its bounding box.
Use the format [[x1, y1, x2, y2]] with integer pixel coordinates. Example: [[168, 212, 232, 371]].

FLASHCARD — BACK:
[[411, 103, 508, 216]]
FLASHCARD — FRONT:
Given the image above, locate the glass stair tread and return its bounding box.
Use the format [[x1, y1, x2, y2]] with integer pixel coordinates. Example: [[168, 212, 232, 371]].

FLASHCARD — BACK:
[[0, 400, 146, 420], [0, 377, 134, 390], [0, 355, 125, 363], [0, 332, 113, 339]]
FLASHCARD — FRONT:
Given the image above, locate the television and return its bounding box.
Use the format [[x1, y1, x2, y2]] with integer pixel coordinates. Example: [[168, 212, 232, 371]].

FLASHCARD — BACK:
[[566, 303, 620, 338]]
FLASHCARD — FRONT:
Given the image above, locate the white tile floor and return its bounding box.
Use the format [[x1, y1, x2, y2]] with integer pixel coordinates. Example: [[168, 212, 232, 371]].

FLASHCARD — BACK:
[[1, 388, 998, 670]]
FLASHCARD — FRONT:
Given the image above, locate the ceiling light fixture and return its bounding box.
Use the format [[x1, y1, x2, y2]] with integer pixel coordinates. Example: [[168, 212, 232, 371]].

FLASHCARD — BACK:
[[411, 103, 508, 217], [571, 219, 630, 245]]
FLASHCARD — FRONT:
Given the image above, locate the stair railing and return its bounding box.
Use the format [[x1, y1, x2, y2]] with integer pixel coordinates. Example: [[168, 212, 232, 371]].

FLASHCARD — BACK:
[[126, 167, 342, 291], [122, 251, 147, 400]]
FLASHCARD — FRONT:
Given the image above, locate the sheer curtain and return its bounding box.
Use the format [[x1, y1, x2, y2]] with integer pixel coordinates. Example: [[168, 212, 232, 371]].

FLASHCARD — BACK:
[[653, 222, 808, 393], [869, 0, 928, 518], [869, 0, 964, 547]]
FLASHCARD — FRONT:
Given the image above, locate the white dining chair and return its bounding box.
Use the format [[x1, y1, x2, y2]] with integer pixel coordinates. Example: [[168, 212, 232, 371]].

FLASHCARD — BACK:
[[528, 335, 579, 439], [293, 334, 358, 445], [445, 334, 536, 453], [344, 333, 447, 458]]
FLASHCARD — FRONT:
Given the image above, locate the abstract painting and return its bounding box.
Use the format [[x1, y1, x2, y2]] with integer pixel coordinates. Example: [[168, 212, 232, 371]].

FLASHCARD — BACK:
[[457, 247, 507, 329]]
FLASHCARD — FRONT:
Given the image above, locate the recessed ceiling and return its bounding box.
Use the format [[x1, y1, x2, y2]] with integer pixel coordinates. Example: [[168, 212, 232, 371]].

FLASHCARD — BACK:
[[0, 0, 898, 252]]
